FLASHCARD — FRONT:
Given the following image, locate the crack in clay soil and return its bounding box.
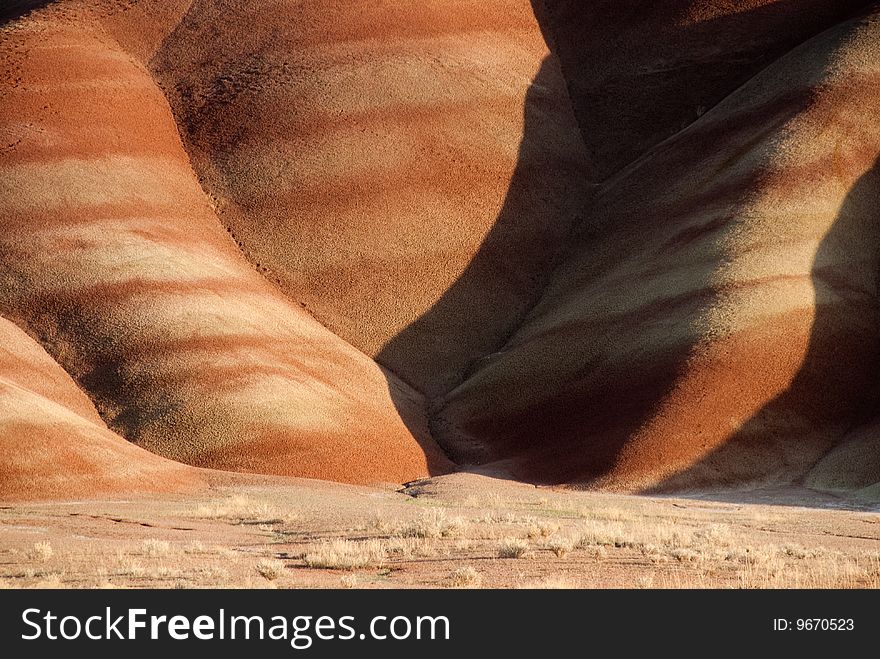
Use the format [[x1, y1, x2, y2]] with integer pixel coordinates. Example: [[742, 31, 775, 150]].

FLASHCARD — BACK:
[[68, 513, 194, 531]]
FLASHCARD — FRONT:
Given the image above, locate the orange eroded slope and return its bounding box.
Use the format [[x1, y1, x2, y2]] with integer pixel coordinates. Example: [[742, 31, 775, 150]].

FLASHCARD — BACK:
[[0, 315, 204, 500], [436, 8, 880, 488], [0, 7, 450, 485], [3, 1, 880, 497], [150, 0, 592, 397]]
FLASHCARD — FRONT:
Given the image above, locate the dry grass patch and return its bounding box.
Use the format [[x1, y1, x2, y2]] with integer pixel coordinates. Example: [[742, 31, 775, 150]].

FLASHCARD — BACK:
[[255, 558, 284, 581], [395, 509, 466, 539], [498, 538, 529, 559], [138, 539, 170, 557], [669, 548, 702, 564], [575, 521, 628, 548], [463, 493, 503, 508], [580, 545, 608, 560], [546, 536, 575, 558], [25, 542, 54, 562], [574, 518, 736, 554], [302, 539, 387, 570], [190, 565, 232, 582], [475, 510, 520, 524], [541, 497, 645, 523], [526, 520, 559, 539], [736, 550, 880, 588], [368, 513, 398, 535], [385, 537, 434, 559], [191, 496, 298, 524], [780, 544, 822, 560], [448, 566, 482, 588], [183, 541, 235, 557], [113, 558, 145, 578]]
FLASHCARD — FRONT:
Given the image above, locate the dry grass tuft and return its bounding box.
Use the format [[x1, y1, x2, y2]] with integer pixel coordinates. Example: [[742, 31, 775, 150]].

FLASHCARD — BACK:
[[114, 558, 145, 577], [498, 538, 529, 559], [303, 539, 387, 570], [139, 539, 170, 557], [26, 542, 53, 563], [546, 536, 575, 558], [395, 509, 466, 539], [580, 545, 608, 560], [368, 513, 397, 535], [385, 537, 434, 559], [255, 558, 284, 581], [475, 510, 520, 524], [448, 566, 482, 588], [526, 521, 559, 539], [576, 521, 628, 548]]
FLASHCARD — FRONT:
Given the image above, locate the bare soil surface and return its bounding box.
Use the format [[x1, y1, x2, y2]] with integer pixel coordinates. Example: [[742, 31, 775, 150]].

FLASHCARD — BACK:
[[2, 473, 877, 589]]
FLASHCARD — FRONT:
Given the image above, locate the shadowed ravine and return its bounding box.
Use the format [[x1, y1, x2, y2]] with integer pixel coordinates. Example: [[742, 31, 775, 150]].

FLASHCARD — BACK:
[[378, 1, 880, 493], [376, 55, 594, 457]]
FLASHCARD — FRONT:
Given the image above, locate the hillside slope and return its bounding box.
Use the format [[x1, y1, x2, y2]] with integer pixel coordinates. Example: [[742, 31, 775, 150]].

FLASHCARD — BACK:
[[0, 5, 449, 485], [150, 0, 592, 397], [2, 1, 880, 497], [536, 0, 874, 179], [0, 315, 204, 500], [437, 7, 880, 489]]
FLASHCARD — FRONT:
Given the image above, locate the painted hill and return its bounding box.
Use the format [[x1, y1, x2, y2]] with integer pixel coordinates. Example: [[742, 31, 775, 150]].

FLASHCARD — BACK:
[[2, 0, 879, 498], [0, 1, 449, 488], [435, 2, 880, 491], [0, 315, 203, 500], [149, 0, 592, 398]]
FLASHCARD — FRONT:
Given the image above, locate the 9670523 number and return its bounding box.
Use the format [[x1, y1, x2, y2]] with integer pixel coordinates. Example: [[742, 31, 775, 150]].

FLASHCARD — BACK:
[[773, 618, 854, 631], [801, 618, 852, 631]]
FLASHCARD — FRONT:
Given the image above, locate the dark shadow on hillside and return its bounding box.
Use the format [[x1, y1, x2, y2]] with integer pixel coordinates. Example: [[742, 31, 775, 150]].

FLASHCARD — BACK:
[[377, 1, 880, 493], [376, 53, 593, 463], [0, 0, 56, 26], [533, 0, 874, 180], [376, 55, 591, 400], [652, 158, 880, 495]]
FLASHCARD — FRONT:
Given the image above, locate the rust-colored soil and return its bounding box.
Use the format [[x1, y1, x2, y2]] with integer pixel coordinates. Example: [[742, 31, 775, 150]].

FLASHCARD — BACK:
[[1, 2, 449, 490], [2, 1, 880, 500], [0, 316, 204, 500]]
